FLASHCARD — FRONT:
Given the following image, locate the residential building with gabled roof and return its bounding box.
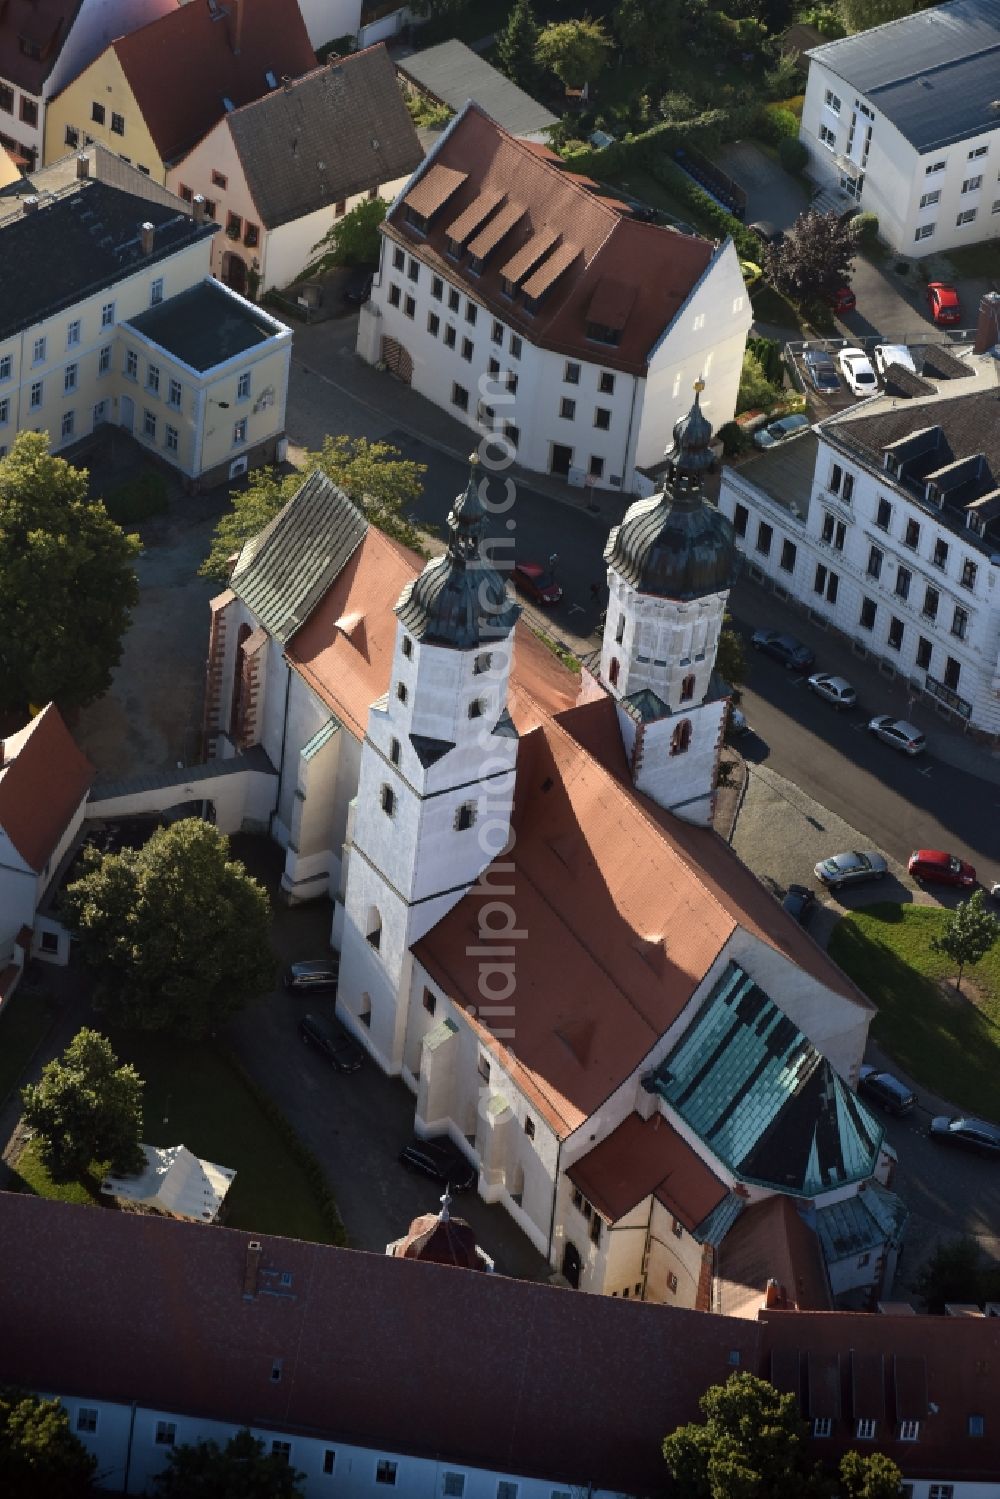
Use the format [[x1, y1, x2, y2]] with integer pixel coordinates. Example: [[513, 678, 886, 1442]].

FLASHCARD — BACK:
[[357, 102, 751, 493], [42, 0, 317, 183], [165, 46, 423, 295]]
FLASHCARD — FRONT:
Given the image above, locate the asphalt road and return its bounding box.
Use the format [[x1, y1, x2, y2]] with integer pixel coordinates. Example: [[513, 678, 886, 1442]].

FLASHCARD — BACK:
[[880, 1102, 1000, 1272]]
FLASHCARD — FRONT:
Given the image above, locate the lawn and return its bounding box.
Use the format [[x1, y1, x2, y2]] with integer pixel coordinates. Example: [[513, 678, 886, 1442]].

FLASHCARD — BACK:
[[11, 1135, 98, 1206], [828, 904, 1000, 1119], [0, 988, 60, 1107], [939, 242, 1000, 280]]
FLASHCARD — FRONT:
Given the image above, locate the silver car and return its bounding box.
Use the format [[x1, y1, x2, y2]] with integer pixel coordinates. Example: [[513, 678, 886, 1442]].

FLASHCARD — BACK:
[[807, 672, 857, 709], [814, 850, 888, 890], [868, 716, 925, 756]]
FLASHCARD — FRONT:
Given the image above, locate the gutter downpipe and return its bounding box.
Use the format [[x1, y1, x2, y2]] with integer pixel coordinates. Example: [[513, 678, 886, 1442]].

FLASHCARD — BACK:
[[122, 1401, 137, 1493], [269, 664, 293, 839], [546, 1134, 564, 1267]]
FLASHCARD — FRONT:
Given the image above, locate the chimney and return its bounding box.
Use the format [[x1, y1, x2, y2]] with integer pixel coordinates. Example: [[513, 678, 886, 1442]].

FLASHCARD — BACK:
[[973, 291, 1000, 355], [192, 193, 207, 223], [22, 195, 38, 214], [229, 0, 244, 55], [76, 152, 90, 180], [139, 221, 155, 255], [764, 1277, 781, 1309], [282, 74, 293, 91], [243, 1239, 262, 1299]]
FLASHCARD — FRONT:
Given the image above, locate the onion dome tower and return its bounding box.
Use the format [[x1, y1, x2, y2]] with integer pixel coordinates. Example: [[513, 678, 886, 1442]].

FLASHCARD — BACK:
[[386, 1190, 494, 1271]]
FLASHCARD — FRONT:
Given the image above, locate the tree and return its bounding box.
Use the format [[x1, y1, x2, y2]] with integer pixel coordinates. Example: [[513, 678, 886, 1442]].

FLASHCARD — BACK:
[[311, 195, 386, 269], [535, 17, 612, 91], [764, 209, 858, 307], [152, 1429, 305, 1498], [737, 349, 782, 414], [0, 1389, 96, 1498], [21, 1029, 144, 1182], [199, 436, 427, 581], [0, 432, 139, 715], [839, 0, 916, 33], [930, 889, 1000, 994], [62, 819, 274, 1038], [838, 1450, 904, 1499], [912, 1234, 983, 1313], [616, 0, 681, 68], [663, 1372, 823, 1499], [497, 0, 541, 91], [717, 616, 747, 691]]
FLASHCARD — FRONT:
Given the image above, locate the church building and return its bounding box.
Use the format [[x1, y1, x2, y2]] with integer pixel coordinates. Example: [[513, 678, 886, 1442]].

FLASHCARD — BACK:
[[204, 391, 905, 1313]]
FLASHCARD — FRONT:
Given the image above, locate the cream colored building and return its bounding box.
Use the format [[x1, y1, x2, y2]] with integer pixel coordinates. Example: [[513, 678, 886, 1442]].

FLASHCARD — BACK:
[[0, 148, 290, 481]]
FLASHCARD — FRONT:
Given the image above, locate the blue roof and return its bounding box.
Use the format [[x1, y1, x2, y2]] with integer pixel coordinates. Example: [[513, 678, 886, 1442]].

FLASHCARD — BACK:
[[654, 961, 883, 1196], [809, 0, 1000, 152]]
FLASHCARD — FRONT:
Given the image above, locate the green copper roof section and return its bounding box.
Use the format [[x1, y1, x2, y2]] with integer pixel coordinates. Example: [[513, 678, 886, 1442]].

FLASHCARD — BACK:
[[655, 961, 883, 1196], [815, 1183, 908, 1264], [302, 718, 340, 760]]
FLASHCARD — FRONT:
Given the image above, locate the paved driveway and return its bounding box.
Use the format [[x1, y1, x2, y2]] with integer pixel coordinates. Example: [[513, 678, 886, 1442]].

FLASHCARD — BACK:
[[715, 141, 809, 231]]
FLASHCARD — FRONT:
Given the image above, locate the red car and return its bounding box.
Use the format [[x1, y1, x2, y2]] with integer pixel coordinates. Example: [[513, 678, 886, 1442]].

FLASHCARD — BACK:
[[512, 562, 562, 605], [829, 285, 856, 315], [927, 282, 961, 326], [907, 849, 977, 887]]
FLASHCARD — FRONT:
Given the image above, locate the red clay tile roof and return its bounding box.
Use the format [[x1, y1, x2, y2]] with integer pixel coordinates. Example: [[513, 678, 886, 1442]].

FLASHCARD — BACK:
[[716, 1197, 831, 1319], [393, 1211, 483, 1269], [385, 104, 716, 377], [0, 704, 93, 872], [0, 1193, 761, 1494], [0, 0, 83, 94], [109, 0, 317, 165], [568, 1112, 728, 1229]]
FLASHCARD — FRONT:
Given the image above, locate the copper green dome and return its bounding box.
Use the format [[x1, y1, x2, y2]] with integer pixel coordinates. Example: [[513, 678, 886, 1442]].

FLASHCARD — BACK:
[[604, 386, 737, 601]]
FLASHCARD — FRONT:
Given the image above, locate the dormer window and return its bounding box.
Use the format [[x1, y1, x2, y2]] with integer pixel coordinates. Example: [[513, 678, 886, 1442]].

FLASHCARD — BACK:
[[926, 482, 941, 507], [447, 236, 462, 261], [468, 254, 483, 277], [968, 513, 983, 534], [500, 276, 515, 300], [265, 70, 278, 88], [404, 205, 427, 234], [884, 453, 900, 476], [586, 322, 621, 347]]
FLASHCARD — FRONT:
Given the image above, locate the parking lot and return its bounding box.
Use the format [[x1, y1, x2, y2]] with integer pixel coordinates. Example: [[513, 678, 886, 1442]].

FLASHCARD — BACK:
[[784, 330, 976, 421]]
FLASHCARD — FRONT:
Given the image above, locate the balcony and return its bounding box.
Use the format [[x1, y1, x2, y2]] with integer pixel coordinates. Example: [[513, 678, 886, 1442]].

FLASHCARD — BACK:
[[834, 154, 863, 181]]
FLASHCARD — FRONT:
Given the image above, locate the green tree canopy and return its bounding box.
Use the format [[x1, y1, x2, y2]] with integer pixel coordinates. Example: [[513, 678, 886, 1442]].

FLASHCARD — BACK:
[[663, 1372, 820, 1499], [737, 349, 782, 414], [497, 0, 542, 91], [311, 195, 386, 269], [535, 17, 612, 90], [199, 436, 427, 581], [839, 0, 917, 32], [616, 0, 682, 67], [62, 819, 274, 1038], [913, 1234, 983, 1313], [0, 1388, 96, 1498], [838, 1449, 905, 1499], [151, 1428, 305, 1497], [930, 889, 1000, 993], [717, 616, 747, 692], [763, 209, 858, 307], [0, 432, 139, 715], [21, 1028, 144, 1181]]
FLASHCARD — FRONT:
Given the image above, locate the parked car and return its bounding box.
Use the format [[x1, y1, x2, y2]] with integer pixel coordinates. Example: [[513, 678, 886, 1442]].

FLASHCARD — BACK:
[[802, 348, 840, 394], [751, 629, 816, 670], [829, 285, 856, 315], [781, 884, 815, 925], [807, 672, 857, 708], [285, 957, 340, 994], [399, 1136, 477, 1192], [907, 849, 977, 888], [868, 715, 925, 756], [342, 266, 376, 306], [298, 1013, 365, 1073], [748, 220, 783, 245], [858, 1065, 917, 1116], [929, 1115, 1000, 1157], [813, 850, 888, 890], [873, 343, 917, 378], [512, 562, 562, 605], [837, 346, 878, 397], [927, 281, 961, 326], [753, 413, 811, 450]]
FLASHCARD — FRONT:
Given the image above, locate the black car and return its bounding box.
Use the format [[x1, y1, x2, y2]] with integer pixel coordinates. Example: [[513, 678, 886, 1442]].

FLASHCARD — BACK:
[[751, 630, 816, 671], [802, 348, 840, 394], [285, 958, 340, 994], [858, 1065, 916, 1116], [781, 884, 815, 926], [399, 1136, 476, 1192], [342, 266, 376, 306], [298, 1013, 365, 1072], [929, 1115, 1000, 1157]]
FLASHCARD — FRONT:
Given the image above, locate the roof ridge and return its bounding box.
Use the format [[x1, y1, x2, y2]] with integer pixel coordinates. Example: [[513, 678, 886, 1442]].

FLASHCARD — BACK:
[[459, 100, 621, 221]]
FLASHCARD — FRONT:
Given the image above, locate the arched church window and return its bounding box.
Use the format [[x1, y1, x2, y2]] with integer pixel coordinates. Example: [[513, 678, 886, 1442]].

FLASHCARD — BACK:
[[396, 682, 408, 704], [670, 719, 692, 756], [401, 636, 413, 658], [380, 784, 395, 817], [680, 674, 696, 702], [474, 652, 492, 675], [615, 615, 625, 645], [366, 908, 382, 950], [608, 657, 620, 687], [389, 737, 400, 765], [229, 622, 253, 739], [359, 992, 372, 1028], [468, 698, 484, 719], [455, 802, 476, 831]]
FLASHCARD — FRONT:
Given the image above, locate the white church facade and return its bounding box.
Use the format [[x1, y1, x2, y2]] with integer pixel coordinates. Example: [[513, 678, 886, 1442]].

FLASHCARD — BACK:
[[204, 394, 905, 1313]]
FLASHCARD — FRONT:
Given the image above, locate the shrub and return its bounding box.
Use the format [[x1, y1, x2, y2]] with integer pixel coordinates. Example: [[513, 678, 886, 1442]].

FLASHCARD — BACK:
[[747, 334, 784, 386], [852, 210, 880, 247], [737, 349, 782, 415], [757, 104, 799, 143], [103, 470, 168, 525], [717, 421, 750, 457], [778, 136, 809, 173]]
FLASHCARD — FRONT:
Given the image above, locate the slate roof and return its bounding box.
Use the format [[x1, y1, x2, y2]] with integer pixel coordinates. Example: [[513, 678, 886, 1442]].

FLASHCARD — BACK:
[[125, 280, 286, 370], [0, 1192, 761, 1496], [653, 960, 883, 1195], [808, 0, 1000, 152], [231, 471, 369, 644], [0, 177, 216, 342], [0, 705, 94, 872], [396, 39, 557, 139], [815, 1181, 908, 1263], [91, 744, 274, 798], [107, 0, 317, 165], [225, 48, 423, 231]]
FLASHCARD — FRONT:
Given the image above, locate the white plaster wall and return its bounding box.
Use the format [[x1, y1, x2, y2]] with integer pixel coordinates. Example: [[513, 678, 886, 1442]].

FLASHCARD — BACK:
[[86, 769, 278, 835], [578, 1198, 648, 1297], [271, 668, 331, 841], [0, 863, 37, 950], [602, 577, 729, 711], [646, 1195, 706, 1308], [295, 0, 363, 48], [630, 695, 726, 826], [265, 176, 411, 292]]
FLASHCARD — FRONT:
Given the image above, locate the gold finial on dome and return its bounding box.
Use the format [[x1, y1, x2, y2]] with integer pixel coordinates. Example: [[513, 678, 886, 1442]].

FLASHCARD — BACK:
[[469, 451, 479, 466], [694, 376, 705, 394]]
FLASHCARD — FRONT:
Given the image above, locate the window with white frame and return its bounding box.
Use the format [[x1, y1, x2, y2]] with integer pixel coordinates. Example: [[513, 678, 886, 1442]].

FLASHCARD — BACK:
[[0, 354, 10, 381], [969, 144, 988, 159], [956, 208, 978, 225], [99, 344, 111, 374], [101, 301, 115, 327], [165, 425, 178, 454], [855, 1418, 877, 1439], [61, 410, 74, 439], [125, 349, 138, 379], [968, 1415, 985, 1436], [812, 1417, 832, 1438], [168, 377, 182, 407], [0, 398, 8, 424], [233, 418, 247, 445], [919, 190, 940, 207], [271, 1441, 291, 1464], [376, 1460, 398, 1485], [928, 1487, 953, 1499], [237, 371, 251, 400], [76, 1408, 98, 1434], [155, 1421, 176, 1446], [64, 363, 77, 392], [67, 319, 81, 347], [818, 123, 836, 149], [925, 158, 946, 174], [143, 410, 156, 439], [443, 1475, 465, 1497], [147, 363, 160, 393], [32, 336, 46, 363], [497, 1482, 518, 1499], [823, 88, 841, 113], [993, 199, 1000, 214], [914, 222, 935, 240], [30, 380, 42, 408], [323, 1450, 336, 1475], [150, 277, 164, 305], [898, 1419, 920, 1441], [962, 175, 983, 193]]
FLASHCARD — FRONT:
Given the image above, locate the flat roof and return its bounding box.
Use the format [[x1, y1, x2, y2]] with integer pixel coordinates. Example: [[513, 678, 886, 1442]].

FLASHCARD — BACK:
[[729, 431, 819, 523], [397, 39, 557, 138], [124, 280, 284, 370]]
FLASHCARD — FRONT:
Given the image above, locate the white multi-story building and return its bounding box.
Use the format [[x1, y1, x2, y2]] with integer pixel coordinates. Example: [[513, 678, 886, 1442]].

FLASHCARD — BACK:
[[718, 370, 1000, 738], [800, 0, 1000, 255], [357, 101, 751, 493]]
